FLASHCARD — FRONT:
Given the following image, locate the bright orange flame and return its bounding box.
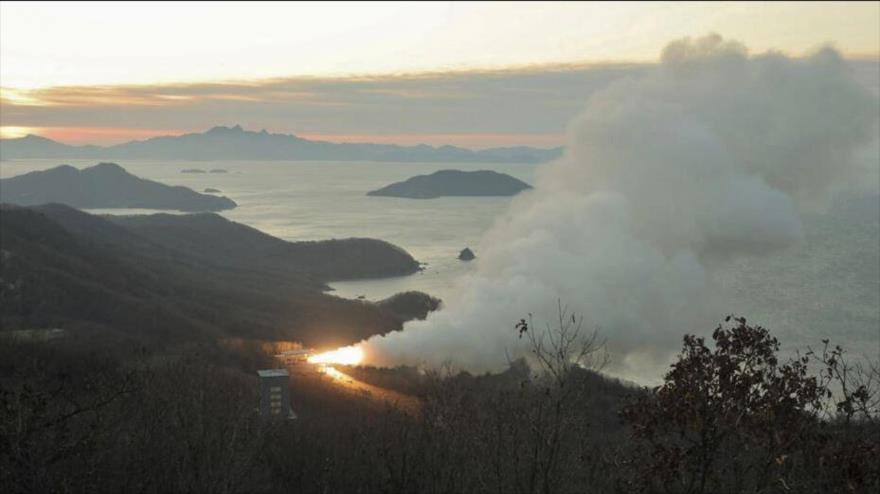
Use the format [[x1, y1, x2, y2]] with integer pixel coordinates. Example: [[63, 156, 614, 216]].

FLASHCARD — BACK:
[[308, 345, 364, 366], [321, 366, 349, 382]]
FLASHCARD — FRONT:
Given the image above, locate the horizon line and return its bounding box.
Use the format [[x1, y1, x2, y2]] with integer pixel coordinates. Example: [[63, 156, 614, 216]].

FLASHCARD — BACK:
[[0, 125, 566, 151]]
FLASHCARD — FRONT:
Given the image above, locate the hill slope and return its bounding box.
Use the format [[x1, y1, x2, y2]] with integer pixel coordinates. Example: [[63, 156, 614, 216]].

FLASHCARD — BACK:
[[108, 212, 421, 281], [0, 204, 430, 347]]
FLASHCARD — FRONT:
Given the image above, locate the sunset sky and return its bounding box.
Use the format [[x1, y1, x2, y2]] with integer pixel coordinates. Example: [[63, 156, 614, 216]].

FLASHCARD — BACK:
[[1, 1, 878, 147]]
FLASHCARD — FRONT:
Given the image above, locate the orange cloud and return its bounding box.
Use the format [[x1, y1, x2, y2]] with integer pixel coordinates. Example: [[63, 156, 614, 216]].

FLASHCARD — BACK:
[[0, 61, 636, 109], [2, 58, 872, 149]]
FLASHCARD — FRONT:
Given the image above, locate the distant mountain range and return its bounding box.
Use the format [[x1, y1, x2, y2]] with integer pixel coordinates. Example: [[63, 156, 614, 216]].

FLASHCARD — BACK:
[[0, 162, 236, 211], [0, 125, 563, 163]]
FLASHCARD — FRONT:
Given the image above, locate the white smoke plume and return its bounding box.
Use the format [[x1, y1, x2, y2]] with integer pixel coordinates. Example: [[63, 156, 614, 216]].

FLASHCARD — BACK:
[[360, 35, 879, 381]]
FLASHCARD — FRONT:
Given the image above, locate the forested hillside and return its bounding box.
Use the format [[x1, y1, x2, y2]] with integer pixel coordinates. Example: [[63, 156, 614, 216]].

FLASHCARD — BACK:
[[0, 203, 430, 347]]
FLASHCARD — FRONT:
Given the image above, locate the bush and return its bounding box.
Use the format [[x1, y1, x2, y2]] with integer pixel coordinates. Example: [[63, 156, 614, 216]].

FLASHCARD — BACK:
[[621, 316, 879, 493]]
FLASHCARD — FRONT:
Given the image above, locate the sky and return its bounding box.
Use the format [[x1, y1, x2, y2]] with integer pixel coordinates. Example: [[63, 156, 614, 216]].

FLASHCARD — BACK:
[[1, 1, 878, 147]]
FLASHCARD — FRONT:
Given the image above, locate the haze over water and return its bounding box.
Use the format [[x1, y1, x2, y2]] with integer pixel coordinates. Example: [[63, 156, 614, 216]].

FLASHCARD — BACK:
[[1, 157, 876, 366], [3, 4, 880, 491], [0, 159, 535, 301]]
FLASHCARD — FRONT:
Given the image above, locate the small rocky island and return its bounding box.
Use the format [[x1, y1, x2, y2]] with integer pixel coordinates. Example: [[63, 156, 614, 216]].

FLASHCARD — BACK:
[[0, 162, 237, 212], [181, 168, 206, 173], [367, 169, 532, 199], [458, 247, 476, 261]]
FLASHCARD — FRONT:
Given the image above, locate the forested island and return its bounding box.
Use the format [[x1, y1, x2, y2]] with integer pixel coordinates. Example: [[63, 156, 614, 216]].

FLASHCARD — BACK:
[[367, 169, 532, 199], [0, 162, 236, 211]]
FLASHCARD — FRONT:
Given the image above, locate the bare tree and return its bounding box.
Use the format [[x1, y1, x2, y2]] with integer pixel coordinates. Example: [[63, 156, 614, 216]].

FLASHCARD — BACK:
[[517, 300, 609, 386], [513, 301, 608, 494]]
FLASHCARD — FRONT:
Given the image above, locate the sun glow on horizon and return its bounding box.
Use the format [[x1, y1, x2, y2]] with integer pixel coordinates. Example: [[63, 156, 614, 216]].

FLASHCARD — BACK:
[[0, 126, 35, 139], [308, 345, 364, 366], [0, 126, 191, 145]]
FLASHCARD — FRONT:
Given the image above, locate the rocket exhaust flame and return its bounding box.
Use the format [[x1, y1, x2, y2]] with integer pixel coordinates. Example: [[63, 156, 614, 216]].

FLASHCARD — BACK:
[[307, 345, 364, 366]]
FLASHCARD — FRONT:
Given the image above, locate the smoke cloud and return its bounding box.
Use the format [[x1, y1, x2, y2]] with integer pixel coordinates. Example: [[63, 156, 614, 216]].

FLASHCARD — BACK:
[[360, 35, 879, 381]]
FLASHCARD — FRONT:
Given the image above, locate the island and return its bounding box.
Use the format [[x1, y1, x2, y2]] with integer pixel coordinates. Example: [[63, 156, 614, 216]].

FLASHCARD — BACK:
[[204, 188, 222, 193], [209, 168, 228, 173], [0, 162, 237, 212], [181, 168, 206, 173], [367, 169, 532, 199]]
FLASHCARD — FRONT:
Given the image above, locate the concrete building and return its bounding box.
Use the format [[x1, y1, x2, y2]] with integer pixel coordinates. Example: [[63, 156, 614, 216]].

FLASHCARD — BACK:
[[257, 369, 295, 419]]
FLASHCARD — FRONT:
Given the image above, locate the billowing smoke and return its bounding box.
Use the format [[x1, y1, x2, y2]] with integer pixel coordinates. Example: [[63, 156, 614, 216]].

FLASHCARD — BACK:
[[361, 35, 879, 381]]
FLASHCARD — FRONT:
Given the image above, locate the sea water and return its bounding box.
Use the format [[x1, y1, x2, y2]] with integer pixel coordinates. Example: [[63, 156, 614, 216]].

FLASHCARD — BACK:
[[0, 159, 534, 302], [1, 158, 877, 359]]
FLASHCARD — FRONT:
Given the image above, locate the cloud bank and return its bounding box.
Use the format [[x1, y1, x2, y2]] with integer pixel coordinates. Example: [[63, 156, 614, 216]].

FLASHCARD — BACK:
[[0, 63, 647, 147], [358, 35, 880, 381], [3, 57, 875, 148]]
